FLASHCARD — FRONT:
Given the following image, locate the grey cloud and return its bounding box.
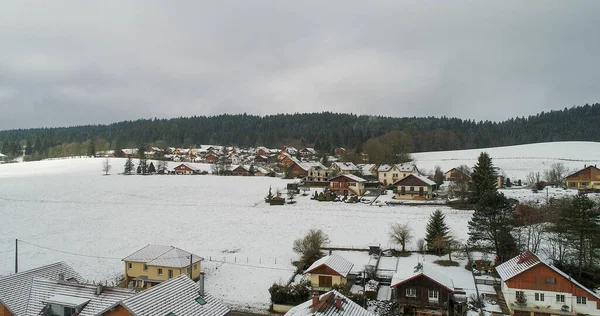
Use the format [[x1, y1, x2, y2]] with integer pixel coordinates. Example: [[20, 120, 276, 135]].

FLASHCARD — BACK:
[[0, 1, 599, 129]]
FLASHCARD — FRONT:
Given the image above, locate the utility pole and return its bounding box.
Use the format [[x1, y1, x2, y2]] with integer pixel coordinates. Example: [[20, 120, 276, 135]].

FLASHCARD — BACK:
[[15, 239, 18, 273], [189, 255, 193, 279]]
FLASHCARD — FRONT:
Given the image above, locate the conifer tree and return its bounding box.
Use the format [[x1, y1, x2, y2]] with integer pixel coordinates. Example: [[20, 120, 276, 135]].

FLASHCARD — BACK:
[[425, 210, 450, 255], [113, 139, 123, 158], [469, 152, 497, 204], [88, 140, 96, 157], [148, 162, 156, 174], [123, 157, 134, 175], [138, 145, 148, 174], [468, 191, 517, 262], [137, 165, 142, 174], [25, 139, 33, 155]]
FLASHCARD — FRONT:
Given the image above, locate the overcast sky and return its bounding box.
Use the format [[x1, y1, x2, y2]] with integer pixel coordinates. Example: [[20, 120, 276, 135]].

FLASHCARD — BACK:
[[1, 1, 599, 129]]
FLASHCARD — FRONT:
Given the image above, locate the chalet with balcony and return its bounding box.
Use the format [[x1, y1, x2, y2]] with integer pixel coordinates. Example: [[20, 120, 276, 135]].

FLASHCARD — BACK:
[[496, 251, 600, 316], [172, 163, 201, 175], [306, 166, 331, 183], [393, 174, 436, 200], [328, 174, 367, 196], [565, 165, 600, 190], [304, 254, 354, 292], [390, 262, 466, 316], [123, 245, 203, 289], [378, 163, 418, 186], [444, 168, 471, 182]]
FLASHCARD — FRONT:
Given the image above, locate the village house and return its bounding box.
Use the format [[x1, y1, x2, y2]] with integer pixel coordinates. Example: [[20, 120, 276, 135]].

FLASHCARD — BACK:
[[231, 165, 269, 176], [255, 146, 271, 157], [121, 149, 139, 158], [100, 274, 230, 316], [334, 147, 347, 157], [285, 290, 374, 316], [328, 174, 367, 196], [287, 160, 326, 178], [357, 163, 378, 179], [300, 147, 317, 157], [122, 245, 203, 289], [444, 167, 471, 182], [171, 163, 201, 175], [304, 254, 354, 292], [378, 163, 418, 186], [496, 251, 600, 316], [0, 262, 85, 316], [205, 152, 219, 163], [306, 166, 331, 183], [390, 262, 466, 316], [565, 165, 600, 190], [0, 153, 5, 164], [393, 174, 436, 200], [331, 162, 359, 174]]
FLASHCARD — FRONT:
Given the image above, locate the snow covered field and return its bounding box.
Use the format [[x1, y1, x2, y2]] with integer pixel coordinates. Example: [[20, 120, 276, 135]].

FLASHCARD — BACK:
[[412, 141, 600, 181], [0, 158, 471, 311]]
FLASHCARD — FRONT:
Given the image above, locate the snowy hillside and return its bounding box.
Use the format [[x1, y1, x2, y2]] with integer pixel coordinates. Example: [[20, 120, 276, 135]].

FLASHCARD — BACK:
[[412, 141, 600, 181]]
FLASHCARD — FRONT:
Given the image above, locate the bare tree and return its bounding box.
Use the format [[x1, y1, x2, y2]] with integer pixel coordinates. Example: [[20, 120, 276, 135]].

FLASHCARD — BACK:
[[416, 238, 426, 253], [514, 203, 546, 253], [389, 223, 413, 252], [157, 160, 168, 174], [102, 158, 112, 175], [544, 162, 567, 186], [293, 229, 330, 267], [526, 172, 541, 188]]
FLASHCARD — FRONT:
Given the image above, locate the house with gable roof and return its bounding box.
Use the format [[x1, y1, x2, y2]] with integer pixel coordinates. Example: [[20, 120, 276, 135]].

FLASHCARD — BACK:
[[122, 245, 204, 289], [304, 254, 354, 292], [100, 274, 229, 316], [378, 163, 418, 186], [328, 174, 367, 196], [0, 262, 84, 316], [331, 162, 359, 175], [496, 251, 600, 316], [565, 164, 600, 190], [390, 262, 466, 316], [393, 174, 436, 200], [285, 290, 374, 316]]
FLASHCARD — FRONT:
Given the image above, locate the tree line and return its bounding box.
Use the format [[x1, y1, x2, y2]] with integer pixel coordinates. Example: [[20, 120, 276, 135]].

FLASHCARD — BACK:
[[1, 104, 599, 160]]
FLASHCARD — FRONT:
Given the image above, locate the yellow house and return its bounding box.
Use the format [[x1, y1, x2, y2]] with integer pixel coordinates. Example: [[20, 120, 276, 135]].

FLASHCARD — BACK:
[[304, 254, 354, 292], [566, 165, 600, 189], [123, 245, 204, 289], [377, 163, 418, 186]]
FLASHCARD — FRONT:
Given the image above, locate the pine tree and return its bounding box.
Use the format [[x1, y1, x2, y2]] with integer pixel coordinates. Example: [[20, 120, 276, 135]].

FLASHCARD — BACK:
[[265, 186, 274, 203], [138, 145, 148, 174], [25, 139, 33, 155], [123, 157, 134, 175], [469, 152, 497, 204], [425, 210, 450, 255], [468, 191, 518, 262], [505, 177, 512, 187], [137, 165, 142, 174], [148, 162, 156, 174], [433, 165, 444, 187], [113, 139, 123, 158], [88, 140, 96, 157]]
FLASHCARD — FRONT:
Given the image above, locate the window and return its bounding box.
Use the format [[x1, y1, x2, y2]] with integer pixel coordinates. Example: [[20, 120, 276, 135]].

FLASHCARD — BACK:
[[195, 297, 207, 305], [428, 290, 439, 302], [401, 187, 406, 194], [410, 186, 414, 192], [168, 269, 173, 278], [143, 264, 148, 271], [158, 268, 163, 276], [556, 294, 565, 303], [406, 288, 416, 297], [319, 275, 333, 287], [195, 263, 199, 269], [577, 296, 587, 304], [128, 263, 132, 269], [545, 277, 556, 284], [534, 293, 544, 301], [419, 187, 424, 196], [64, 307, 76, 315]]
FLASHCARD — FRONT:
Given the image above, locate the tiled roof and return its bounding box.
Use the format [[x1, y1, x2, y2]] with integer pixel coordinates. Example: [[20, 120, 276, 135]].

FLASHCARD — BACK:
[[391, 262, 454, 291], [305, 254, 354, 278], [25, 278, 135, 316], [108, 275, 229, 316], [123, 245, 204, 268], [0, 262, 84, 316], [285, 290, 374, 316], [496, 251, 600, 300]]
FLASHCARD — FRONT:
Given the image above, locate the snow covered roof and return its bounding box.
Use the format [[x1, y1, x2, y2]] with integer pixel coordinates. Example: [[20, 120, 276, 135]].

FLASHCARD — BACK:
[[390, 262, 454, 291], [174, 163, 200, 171], [104, 275, 229, 316], [395, 163, 415, 172], [26, 278, 135, 316], [358, 164, 376, 175], [300, 147, 317, 154], [496, 251, 600, 300], [393, 174, 436, 186], [0, 262, 84, 316], [123, 245, 204, 268], [0, 153, 6, 157], [330, 174, 367, 183], [298, 162, 327, 172], [285, 290, 374, 316], [333, 162, 358, 171], [122, 149, 138, 155], [305, 254, 354, 278], [377, 164, 392, 172]]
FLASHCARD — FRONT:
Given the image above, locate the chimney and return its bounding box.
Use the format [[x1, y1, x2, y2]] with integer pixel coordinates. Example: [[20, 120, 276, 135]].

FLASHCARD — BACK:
[[58, 273, 64, 281], [198, 272, 205, 296], [96, 283, 103, 295], [335, 296, 342, 310], [312, 294, 319, 308]]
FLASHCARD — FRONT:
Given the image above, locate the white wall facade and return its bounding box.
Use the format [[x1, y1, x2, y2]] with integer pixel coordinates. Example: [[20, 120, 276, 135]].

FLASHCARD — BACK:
[[502, 282, 598, 315]]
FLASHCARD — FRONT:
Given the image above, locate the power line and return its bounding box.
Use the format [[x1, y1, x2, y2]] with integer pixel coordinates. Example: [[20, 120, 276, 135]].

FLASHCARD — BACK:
[[17, 239, 122, 260]]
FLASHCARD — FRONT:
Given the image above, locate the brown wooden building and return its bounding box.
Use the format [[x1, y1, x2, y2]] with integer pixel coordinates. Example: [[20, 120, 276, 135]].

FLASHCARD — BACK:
[[444, 168, 471, 182], [496, 251, 600, 316], [565, 165, 600, 190], [172, 163, 200, 175]]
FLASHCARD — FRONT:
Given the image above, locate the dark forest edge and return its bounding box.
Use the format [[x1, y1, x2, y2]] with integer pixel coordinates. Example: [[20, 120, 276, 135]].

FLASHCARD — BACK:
[[0, 103, 599, 160]]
